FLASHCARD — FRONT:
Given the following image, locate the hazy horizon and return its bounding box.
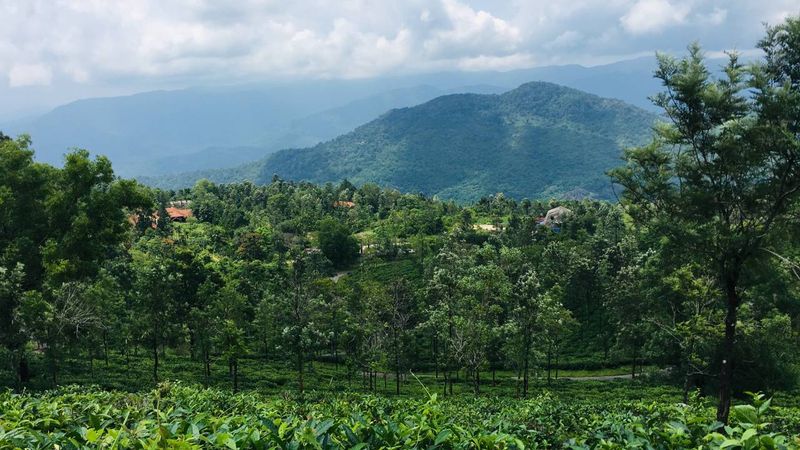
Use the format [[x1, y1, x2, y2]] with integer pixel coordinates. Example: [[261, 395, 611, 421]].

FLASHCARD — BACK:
[[1, 1, 796, 120]]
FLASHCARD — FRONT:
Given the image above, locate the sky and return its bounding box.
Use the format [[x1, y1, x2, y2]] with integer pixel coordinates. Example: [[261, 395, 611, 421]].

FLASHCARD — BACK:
[[1, 0, 797, 119]]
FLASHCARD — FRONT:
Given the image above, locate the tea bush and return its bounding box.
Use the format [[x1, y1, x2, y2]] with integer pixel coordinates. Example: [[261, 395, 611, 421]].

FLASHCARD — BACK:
[[1, 383, 798, 449]]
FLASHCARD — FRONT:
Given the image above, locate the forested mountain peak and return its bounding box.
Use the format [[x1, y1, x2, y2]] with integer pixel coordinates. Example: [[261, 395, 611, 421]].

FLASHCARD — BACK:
[[237, 81, 658, 202]]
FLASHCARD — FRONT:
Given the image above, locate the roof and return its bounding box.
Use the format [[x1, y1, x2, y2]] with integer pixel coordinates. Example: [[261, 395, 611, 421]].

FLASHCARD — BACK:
[[166, 207, 193, 220], [333, 200, 356, 208]]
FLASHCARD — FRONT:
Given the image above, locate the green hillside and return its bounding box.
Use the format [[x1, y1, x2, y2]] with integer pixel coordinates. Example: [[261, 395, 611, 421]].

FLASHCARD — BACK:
[[253, 82, 657, 202]]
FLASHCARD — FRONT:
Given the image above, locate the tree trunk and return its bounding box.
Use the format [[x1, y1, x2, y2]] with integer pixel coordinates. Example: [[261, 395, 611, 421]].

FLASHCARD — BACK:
[[523, 353, 529, 397], [717, 277, 739, 424], [204, 348, 211, 386], [631, 344, 637, 379], [683, 373, 692, 404], [233, 359, 239, 393], [394, 331, 401, 395], [152, 337, 159, 383], [433, 335, 438, 379], [103, 331, 109, 367], [17, 353, 30, 385], [297, 352, 304, 394], [189, 330, 196, 360], [547, 350, 552, 385]]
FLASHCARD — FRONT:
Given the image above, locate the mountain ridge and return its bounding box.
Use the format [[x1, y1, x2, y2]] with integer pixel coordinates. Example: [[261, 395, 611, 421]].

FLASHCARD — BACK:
[[143, 81, 658, 202], [2, 55, 682, 178]]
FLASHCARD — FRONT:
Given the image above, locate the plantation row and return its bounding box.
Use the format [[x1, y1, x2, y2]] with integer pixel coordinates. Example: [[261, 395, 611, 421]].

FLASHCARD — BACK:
[[1, 383, 798, 449]]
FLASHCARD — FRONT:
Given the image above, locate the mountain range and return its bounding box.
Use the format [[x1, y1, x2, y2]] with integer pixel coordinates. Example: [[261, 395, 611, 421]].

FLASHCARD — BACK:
[[1, 56, 671, 178], [145, 82, 658, 202]]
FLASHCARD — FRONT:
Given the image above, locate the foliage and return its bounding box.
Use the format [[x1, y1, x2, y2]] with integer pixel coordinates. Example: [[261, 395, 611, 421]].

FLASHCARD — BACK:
[[317, 218, 359, 269], [0, 384, 797, 449]]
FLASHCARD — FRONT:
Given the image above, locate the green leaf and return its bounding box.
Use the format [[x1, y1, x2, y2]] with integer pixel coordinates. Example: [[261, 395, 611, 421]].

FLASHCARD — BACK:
[[434, 429, 451, 446], [86, 428, 103, 443], [757, 398, 772, 415], [225, 436, 238, 450], [720, 438, 741, 448], [315, 419, 334, 437], [734, 405, 758, 425], [740, 428, 757, 443]]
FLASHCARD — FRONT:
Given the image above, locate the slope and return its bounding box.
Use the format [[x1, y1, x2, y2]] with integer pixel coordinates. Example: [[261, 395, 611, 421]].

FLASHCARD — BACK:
[[250, 81, 657, 202]]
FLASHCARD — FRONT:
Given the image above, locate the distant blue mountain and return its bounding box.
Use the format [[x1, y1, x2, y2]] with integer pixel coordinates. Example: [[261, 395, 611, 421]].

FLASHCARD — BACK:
[[3, 56, 676, 178]]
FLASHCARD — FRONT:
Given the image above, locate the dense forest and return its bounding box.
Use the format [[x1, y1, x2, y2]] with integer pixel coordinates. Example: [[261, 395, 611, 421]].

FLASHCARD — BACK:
[[2, 14, 800, 450]]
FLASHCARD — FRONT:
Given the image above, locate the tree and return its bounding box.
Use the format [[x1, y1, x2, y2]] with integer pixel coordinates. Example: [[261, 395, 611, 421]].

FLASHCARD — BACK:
[[1, 138, 151, 386], [275, 253, 322, 393], [610, 17, 800, 422], [384, 279, 413, 395], [317, 217, 359, 268], [506, 270, 573, 396], [0, 262, 27, 389], [0, 136, 53, 385], [43, 149, 151, 282], [131, 244, 180, 383], [16, 282, 103, 386], [424, 247, 469, 395], [217, 319, 245, 392]]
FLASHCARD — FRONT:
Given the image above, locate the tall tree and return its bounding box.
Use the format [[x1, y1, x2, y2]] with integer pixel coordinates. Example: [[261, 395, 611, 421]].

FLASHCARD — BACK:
[[384, 279, 413, 395], [610, 17, 800, 422], [131, 243, 180, 383], [275, 253, 321, 393]]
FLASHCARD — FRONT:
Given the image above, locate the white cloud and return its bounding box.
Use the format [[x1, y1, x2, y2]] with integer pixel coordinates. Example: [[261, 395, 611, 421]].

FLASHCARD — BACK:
[[422, 0, 522, 58], [0, 0, 796, 94], [620, 0, 690, 34], [8, 63, 52, 87], [698, 7, 727, 26], [545, 31, 584, 49]]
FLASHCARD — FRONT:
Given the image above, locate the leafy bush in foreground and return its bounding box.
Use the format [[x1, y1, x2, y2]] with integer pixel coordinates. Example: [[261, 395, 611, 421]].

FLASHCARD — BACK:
[[1, 383, 798, 449]]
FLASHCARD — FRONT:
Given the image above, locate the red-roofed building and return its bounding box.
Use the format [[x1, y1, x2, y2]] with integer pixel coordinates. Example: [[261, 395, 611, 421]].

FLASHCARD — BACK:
[[166, 207, 193, 222]]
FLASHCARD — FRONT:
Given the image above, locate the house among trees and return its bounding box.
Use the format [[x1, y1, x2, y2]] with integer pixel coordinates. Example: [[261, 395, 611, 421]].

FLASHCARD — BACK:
[[536, 206, 572, 231], [333, 200, 356, 208], [165, 206, 192, 222], [128, 203, 194, 228]]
